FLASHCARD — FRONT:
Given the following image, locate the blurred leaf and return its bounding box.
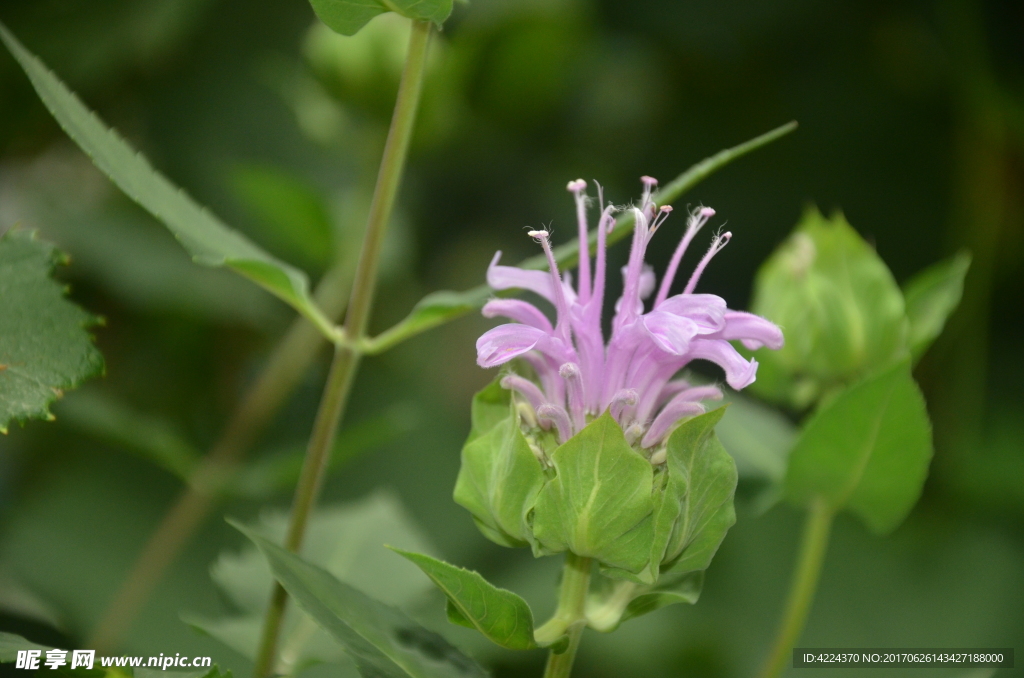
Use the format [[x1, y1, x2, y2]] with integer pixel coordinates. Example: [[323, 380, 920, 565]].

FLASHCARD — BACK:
[[748, 206, 909, 408], [228, 405, 417, 498], [365, 122, 798, 352], [0, 24, 339, 342], [532, 413, 654, 574], [716, 391, 795, 483], [57, 390, 199, 480], [902, 250, 971, 362], [784, 360, 933, 534], [364, 287, 492, 355], [230, 165, 334, 271], [188, 492, 435, 673], [0, 229, 103, 434], [309, 0, 453, 37], [389, 548, 537, 650], [0, 632, 50, 661], [233, 521, 488, 678], [135, 667, 232, 678]]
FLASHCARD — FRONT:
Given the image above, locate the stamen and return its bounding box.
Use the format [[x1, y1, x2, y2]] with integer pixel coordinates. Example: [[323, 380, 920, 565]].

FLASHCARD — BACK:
[[610, 389, 638, 425], [530, 230, 573, 345], [537, 404, 572, 443], [640, 176, 658, 216], [559, 362, 586, 432], [683, 231, 732, 295], [568, 179, 592, 303], [655, 206, 716, 306], [650, 205, 673, 233]]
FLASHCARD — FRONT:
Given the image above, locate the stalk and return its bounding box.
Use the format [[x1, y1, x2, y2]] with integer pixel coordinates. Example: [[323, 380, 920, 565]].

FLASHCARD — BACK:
[[759, 496, 835, 678], [251, 19, 432, 678], [541, 553, 593, 678], [88, 262, 351, 653]]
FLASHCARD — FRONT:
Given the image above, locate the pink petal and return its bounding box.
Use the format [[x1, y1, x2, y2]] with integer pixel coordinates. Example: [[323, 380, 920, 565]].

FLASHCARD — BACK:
[[714, 311, 784, 350], [686, 338, 759, 389], [482, 299, 553, 332], [657, 294, 727, 333], [641, 310, 699, 355], [476, 323, 546, 368]]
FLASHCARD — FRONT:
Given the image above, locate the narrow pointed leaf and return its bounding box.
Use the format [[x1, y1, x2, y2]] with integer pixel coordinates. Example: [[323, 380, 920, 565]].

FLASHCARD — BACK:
[[232, 522, 487, 678], [784, 360, 933, 534], [0, 229, 103, 434], [0, 24, 338, 341], [902, 250, 971, 361], [310, 0, 453, 37], [390, 549, 536, 650]]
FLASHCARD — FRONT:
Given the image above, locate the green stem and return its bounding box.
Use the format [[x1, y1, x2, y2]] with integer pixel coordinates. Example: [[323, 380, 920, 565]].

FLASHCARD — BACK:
[[759, 496, 835, 678], [542, 553, 593, 678], [251, 19, 432, 678]]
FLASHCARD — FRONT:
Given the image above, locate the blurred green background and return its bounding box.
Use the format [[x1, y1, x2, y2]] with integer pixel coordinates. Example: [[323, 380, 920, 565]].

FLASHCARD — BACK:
[[0, 0, 1021, 676]]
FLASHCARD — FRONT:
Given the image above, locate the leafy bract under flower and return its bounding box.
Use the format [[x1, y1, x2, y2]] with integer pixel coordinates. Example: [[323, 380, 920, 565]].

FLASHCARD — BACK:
[[476, 177, 783, 451]]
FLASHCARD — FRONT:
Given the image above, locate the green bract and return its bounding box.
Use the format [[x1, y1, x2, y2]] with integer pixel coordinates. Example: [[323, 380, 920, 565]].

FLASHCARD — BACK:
[[454, 379, 737, 594], [747, 207, 908, 408]]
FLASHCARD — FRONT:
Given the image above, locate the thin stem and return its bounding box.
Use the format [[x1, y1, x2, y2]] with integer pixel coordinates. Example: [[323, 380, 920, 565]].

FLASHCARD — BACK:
[[542, 553, 592, 678], [759, 496, 835, 678], [87, 263, 352, 653], [251, 19, 432, 678]]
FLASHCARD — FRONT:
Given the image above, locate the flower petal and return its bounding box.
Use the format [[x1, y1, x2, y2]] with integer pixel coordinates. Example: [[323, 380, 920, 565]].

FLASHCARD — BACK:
[[476, 323, 546, 368], [486, 251, 556, 301], [657, 293, 727, 333], [714, 311, 784, 350], [641, 310, 699, 355], [686, 338, 759, 389], [482, 299, 554, 332]]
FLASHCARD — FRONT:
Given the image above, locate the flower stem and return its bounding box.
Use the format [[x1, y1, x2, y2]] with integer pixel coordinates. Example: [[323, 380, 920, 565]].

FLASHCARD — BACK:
[[542, 553, 592, 678], [759, 496, 835, 678], [251, 19, 432, 678]]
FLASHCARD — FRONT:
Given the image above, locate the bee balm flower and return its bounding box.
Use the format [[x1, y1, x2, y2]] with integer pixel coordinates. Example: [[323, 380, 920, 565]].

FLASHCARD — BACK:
[[476, 177, 783, 451]]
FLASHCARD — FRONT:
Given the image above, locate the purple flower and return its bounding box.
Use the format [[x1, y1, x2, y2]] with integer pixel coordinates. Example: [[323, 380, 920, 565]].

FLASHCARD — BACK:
[[476, 177, 783, 450]]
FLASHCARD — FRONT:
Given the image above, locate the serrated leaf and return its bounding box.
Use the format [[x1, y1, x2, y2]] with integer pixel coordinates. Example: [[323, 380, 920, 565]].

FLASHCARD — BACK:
[[310, 0, 453, 37], [188, 492, 434, 674], [784, 360, 933, 534], [902, 250, 971, 362], [532, 413, 654, 573], [233, 522, 488, 678], [0, 24, 338, 341], [0, 229, 103, 433], [390, 549, 537, 650], [0, 631, 50, 661]]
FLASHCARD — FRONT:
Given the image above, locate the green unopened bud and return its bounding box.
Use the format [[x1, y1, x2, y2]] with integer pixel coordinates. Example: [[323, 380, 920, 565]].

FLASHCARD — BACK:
[[747, 207, 908, 408]]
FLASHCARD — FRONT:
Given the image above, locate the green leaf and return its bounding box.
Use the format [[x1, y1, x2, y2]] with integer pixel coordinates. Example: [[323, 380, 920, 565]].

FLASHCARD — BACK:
[[659, 408, 738, 576], [233, 522, 488, 678], [902, 250, 971, 362], [188, 492, 435, 673], [390, 548, 537, 650], [453, 408, 547, 548], [0, 24, 338, 342], [784, 360, 933, 534], [364, 287, 493, 355], [0, 632, 50, 662], [585, 570, 704, 633], [748, 206, 908, 408], [0, 229, 103, 434], [310, 0, 454, 37], [56, 390, 199, 480], [230, 164, 335, 271], [532, 413, 655, 573]]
